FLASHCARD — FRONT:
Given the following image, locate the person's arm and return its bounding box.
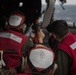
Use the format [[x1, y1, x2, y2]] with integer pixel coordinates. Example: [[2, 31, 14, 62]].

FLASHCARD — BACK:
[[22, 39, 34, 57], [54, 50, 72, 75], [37, 29, 45, 43], [22, 29, 45, 56]]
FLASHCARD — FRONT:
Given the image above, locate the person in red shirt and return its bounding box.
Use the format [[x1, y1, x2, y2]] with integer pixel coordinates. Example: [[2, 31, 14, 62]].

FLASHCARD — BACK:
[[0, 11, 34, 75], [48, 20, 76, 75]]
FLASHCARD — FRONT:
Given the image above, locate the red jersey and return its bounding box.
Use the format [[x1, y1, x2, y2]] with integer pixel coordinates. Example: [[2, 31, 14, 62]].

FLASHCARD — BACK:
[[58, 33, 76, 75], [0, 30, 28, 69]]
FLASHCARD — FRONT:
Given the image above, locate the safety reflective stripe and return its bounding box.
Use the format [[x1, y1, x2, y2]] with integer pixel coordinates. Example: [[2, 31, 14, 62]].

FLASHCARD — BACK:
[[70, 42, 76, 50], [0, 32, 22, 43]]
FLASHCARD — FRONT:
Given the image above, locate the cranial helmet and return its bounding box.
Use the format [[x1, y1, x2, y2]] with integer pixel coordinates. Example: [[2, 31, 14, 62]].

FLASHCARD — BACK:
[[27, 46, 55, 74], [8, 11, 26, 33]]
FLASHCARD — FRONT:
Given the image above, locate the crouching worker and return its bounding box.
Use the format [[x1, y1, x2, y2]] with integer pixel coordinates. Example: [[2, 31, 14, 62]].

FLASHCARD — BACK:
[[20, 29, 57, 75], [0, 11, 34, 75]]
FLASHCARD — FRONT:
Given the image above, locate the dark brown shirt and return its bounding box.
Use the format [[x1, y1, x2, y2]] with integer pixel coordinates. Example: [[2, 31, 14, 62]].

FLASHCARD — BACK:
[[54, 50, 72, 75]]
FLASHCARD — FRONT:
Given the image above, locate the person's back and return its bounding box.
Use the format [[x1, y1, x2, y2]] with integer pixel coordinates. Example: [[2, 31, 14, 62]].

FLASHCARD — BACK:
[[0, 11, 34, 75]]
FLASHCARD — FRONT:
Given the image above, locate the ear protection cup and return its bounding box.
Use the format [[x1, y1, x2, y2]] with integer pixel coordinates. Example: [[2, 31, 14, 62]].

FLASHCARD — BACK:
[[22, 24, 27, 33], [17, 23, 27, 33]]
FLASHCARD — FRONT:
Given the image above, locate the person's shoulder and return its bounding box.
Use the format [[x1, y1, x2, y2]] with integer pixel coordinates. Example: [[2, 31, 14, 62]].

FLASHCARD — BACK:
[[26, 39, 34, 46], [57, 49, 70, 59]]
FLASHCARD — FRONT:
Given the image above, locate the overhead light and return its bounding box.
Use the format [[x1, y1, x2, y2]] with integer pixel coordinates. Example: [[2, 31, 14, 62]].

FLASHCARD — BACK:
[[19, 2, 23, 7]]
